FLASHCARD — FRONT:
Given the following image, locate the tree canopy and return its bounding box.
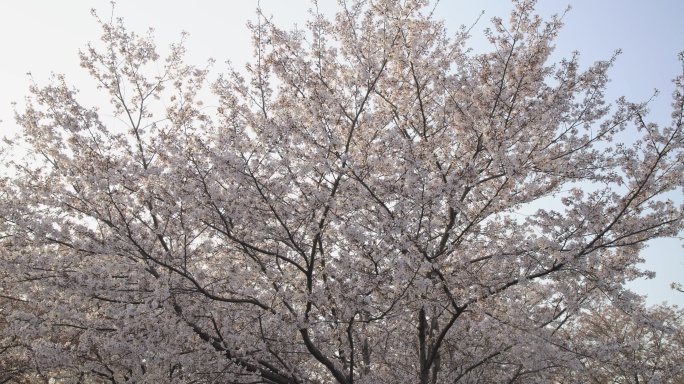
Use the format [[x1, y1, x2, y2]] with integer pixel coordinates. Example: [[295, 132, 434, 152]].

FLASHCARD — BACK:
[[1, 0, 683, 382]]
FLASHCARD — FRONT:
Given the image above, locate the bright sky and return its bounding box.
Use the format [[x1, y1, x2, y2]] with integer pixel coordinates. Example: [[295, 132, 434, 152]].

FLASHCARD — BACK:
[[1, 0, 683, 306]]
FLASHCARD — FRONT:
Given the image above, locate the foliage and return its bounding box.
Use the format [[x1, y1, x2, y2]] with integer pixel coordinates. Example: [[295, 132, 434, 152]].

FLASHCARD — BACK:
[[2, 0, 684, 382], [558, 301, 684, 383]]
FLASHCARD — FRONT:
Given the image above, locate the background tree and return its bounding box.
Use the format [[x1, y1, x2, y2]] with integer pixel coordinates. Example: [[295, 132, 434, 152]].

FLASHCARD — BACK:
[[556, 300, 684, 383], [1, 0, 683, 382]]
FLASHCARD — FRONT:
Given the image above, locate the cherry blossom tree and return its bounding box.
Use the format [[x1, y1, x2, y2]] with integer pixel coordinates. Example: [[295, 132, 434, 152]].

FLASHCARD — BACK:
[[2, 0, 684, 382], [555, 300, 684, 383]]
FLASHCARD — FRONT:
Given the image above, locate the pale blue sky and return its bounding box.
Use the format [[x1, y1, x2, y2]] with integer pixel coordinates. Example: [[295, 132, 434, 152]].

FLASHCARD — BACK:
[[1, 1, 683, 306]]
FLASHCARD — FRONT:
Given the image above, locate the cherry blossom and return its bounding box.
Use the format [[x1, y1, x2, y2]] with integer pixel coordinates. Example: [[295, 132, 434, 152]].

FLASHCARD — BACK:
[[1, 1, 683, 382]]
